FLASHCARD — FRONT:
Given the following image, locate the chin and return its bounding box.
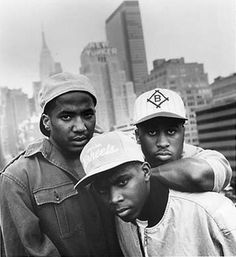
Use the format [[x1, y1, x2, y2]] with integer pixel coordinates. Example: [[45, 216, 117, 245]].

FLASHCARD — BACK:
[[119, 215, 135, 223], [68, 146, 84, 156]]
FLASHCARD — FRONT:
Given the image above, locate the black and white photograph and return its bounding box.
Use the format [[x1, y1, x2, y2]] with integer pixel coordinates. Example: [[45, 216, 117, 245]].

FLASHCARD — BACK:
[[0, 0, 236, 256]]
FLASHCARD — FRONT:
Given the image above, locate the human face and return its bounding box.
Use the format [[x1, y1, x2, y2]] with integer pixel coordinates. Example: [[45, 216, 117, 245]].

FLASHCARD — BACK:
[[42, 91, 96, 158], [93, 162, 151, 222], [136, 117, 185, 167]]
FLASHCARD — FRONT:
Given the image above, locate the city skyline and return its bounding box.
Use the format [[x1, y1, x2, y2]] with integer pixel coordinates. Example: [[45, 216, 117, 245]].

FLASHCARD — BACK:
[[0, 0, 235, 97]]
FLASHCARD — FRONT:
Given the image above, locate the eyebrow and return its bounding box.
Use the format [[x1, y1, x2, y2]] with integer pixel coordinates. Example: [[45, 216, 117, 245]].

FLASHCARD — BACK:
[[58, 110, 75, 115], [109, 171, 131, 184]]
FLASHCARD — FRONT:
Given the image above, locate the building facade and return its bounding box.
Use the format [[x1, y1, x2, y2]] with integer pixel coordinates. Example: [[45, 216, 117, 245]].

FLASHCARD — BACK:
[[0, 88, 31, 161], [196, 101, 236, 190], [106, 1, 148, 95], [210, 73, 236, 104], [80, 42, 136, 131], [196, 73, 236, 191], [143, 58, 212, 145]]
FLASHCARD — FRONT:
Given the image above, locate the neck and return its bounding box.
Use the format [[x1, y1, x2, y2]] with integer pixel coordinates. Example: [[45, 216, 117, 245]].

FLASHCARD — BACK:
[[49, 138, 82, 161], [138, 177, 169, 227]]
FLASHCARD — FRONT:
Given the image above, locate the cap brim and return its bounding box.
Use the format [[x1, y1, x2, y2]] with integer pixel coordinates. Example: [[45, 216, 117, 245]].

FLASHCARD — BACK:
[[134, 112, 187, 125], [39, 116, 50, 137], [74, 168, 114, 190], [74, 158, 144, 190]]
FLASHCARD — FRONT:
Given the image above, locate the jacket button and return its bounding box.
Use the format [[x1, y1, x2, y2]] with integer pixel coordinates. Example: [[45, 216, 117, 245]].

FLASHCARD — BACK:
[[54, 191, 60, 201]]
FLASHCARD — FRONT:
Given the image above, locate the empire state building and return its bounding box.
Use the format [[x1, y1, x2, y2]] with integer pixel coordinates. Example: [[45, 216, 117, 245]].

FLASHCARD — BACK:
[[39, 30, 55, 81]]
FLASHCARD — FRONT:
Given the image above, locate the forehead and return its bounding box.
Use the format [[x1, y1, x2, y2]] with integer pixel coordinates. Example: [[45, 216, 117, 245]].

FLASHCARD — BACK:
[[53, 91, 95, 110], [139, 117, 184, 129], [95, 163, 140, 185]]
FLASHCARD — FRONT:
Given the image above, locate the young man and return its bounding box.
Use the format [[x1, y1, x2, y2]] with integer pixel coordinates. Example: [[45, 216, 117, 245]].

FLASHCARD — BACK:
[[135, 88, 232, 192], [75, 131, 236, 256], [0, 72, 122, 256]]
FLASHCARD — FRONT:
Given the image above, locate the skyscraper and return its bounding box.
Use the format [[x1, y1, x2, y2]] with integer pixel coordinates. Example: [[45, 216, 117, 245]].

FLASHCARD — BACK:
[[37, 31, 63, 114], [80, 42, 136, 131], [106, 1, 148, 95], [0, 88, 31, 160], [39, 30, 55, 81]]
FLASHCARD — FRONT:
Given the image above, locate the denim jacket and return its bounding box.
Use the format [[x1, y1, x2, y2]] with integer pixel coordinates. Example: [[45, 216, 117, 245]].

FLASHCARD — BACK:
[[0, 138, 123, 257]]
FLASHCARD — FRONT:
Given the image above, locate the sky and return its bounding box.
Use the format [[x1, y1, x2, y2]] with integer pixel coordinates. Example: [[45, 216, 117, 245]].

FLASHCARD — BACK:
[[0, 0, 235, 97]]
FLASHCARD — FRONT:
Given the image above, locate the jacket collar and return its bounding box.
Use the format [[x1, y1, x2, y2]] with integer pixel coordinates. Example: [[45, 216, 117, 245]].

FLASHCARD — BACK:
[[25, 137, 85, 180]]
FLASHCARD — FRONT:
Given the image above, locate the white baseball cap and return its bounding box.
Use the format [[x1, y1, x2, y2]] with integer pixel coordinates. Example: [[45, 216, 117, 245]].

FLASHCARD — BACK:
[[133, 88, 187, 125], [74, 131, 145, 189]]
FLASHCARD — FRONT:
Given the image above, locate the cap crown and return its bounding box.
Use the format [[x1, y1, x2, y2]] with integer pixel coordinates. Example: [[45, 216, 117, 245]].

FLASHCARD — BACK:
[[75, 131, 144, 188], [38, 72, 97, 113], [133, 88, 187, 124]]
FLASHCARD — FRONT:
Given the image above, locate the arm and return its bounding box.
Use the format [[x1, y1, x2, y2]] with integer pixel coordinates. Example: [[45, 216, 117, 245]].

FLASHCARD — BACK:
[[151, 157, 214, 192], [151, 143, 232, 192], [0, 172, 60, 257]]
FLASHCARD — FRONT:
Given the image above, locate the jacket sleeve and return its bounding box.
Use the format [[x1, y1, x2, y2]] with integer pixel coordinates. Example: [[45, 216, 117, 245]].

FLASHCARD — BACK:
[[183, 143, 232, 192], [0, 170, 61, 257]]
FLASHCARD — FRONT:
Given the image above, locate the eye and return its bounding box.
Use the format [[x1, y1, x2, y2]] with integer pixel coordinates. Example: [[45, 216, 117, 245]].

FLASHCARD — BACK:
[[167, 128, 177, 135], [61, 115, 72, 121], [148, 130, 157, 136], [117, 178, 128, 187], [83, 111, 95, 120], [96, 187, 108, 195], [94, 183, 109, 195]]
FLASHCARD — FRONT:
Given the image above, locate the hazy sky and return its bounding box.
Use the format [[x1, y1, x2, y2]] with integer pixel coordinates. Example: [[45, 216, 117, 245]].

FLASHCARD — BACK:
[[0, 0, 235, 96]]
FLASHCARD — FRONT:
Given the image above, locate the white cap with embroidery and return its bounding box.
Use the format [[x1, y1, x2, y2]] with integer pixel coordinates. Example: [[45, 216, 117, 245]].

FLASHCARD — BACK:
[[74, 131, 144, 189]]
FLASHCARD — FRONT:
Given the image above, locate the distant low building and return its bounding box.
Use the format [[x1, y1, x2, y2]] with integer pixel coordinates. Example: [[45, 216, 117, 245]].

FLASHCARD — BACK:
[[111, 123, 136, 140], [196, 100, 236, 190], [210, 73, 236, 104], [18, 115, 42, 151], [196, 73, 236, 191]]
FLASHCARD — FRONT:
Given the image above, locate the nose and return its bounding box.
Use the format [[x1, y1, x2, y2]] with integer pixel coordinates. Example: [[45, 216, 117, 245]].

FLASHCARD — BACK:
[[109, 187, 124, 205], [72, 116, 86, 132], [156, 131, 169, 148]]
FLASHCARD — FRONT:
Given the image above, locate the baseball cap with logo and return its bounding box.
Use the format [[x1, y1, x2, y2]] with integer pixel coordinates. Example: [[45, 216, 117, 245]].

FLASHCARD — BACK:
[[133, 88, 187, 125], [38, 72, 97, 136], [74, 131, 145, 189]]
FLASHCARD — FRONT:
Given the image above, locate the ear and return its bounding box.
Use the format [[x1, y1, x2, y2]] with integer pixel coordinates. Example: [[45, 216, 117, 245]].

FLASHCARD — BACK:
[[135, 128, 140, 144], [41, 114, 51, 132], [141, 162, 151, 182]]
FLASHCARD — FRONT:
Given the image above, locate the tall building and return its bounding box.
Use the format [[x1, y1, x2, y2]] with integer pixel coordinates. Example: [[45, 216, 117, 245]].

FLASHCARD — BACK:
[[106, 1, 148, 95], [0, 88, 31, 161], [80, 42, 136, 131], [39, 30, 55, 81], [39, 31, 63, 82], [143, 57, 212, 145], [36, 31, 63, 115]]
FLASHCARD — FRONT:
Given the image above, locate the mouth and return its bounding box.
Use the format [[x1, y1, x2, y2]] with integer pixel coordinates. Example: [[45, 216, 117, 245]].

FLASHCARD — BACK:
[[155, 151, 172, 161], [115, 207, 131, 217], [71, 135, 88, 145]]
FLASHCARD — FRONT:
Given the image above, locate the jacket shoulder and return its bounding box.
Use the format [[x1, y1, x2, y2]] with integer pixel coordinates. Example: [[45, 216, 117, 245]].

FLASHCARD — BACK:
[[1, 138, 45, 176]]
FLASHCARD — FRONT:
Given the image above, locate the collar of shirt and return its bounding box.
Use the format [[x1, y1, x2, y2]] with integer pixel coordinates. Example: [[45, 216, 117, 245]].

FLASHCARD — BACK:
[[24, 137, 85, 181]]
